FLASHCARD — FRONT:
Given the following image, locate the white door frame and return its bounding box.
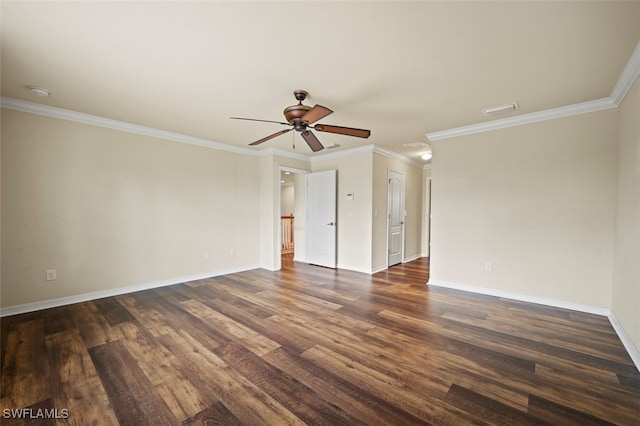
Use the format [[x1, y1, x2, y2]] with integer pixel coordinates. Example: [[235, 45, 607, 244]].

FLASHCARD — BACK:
[[276, 166, 309, 271], [422, 176, 432, 257]]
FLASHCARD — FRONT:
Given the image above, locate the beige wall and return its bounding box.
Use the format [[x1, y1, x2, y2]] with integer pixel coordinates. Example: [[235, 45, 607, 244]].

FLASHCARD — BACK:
[[371, 153, 424, 272], [312, 152, 373, 273], [430, 109, 618, 308], [612, 78, 640, 351], [1, 109, 261, 308]]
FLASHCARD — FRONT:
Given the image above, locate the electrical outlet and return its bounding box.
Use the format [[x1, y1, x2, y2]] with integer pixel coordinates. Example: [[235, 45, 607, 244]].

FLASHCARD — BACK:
[[46, 269, 57, 281], [484, 262, 493, 272], [203, 251, 209, 260]]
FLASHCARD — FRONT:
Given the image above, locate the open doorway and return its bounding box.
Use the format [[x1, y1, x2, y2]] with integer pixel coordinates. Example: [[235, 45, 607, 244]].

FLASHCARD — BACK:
[[278, 167, 309, 269], [280, 170, 296, 263]]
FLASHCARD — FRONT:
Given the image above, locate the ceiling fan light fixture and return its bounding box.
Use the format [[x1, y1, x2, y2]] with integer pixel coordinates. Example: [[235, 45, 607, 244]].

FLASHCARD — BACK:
[[482, 102, 518, 116]]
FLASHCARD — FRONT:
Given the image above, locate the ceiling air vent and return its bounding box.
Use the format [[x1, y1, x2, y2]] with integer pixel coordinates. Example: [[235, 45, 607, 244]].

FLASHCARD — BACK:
[[482, 102, 519, 116], [403, 141, 429, 149]]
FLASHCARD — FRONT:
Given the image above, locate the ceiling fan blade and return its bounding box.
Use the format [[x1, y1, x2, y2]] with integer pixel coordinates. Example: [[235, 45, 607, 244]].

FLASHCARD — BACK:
[[302, 104, 333, 124], [301, 130, 324, 152], [249, 128, 293, 146], [314, 124, 371, 139], [231, 117, 290, 126]]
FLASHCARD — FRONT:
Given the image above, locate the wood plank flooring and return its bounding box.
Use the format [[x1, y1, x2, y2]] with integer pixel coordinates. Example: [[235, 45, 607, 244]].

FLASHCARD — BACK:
[[1, 257, 639, 425]]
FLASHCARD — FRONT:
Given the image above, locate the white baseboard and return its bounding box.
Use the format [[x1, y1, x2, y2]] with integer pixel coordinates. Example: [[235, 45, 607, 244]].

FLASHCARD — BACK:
[[370, 255, 425, 274], [608, 311, 640, 372], [427, 279, 640, 372], [427, 279, 610, 315], [336, 263, 371, 275], [371, 265, 388, 274], [0, 264, 260, 317], [403, 254, 423, 263]]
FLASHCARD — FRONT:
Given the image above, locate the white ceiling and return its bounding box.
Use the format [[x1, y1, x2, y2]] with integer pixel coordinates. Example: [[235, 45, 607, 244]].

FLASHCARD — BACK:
[[2, 1, 639, 163]]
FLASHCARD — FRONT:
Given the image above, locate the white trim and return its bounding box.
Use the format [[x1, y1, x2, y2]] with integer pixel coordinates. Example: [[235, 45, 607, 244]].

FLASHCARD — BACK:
[[373, 146, 424, 169], [608, 311, 640, 372], [0, 264, 260, 317], [336, 263, 371, 274], [259, 147, 311, 162], [3, 41, 639, 157], [426, 98, 616, 141], [280, 166, 311, 175], [427, 279, 610, 316], [611, 40, 640, 106], [427, 279, 640, 372], [260, 265, 280, 272], [0, 97, 259, 156], [403, 254, 422, 263], [311, 144, 375, 162], [426, 39, 640, 142], [371, 265, 388, 274], [0, 97, 429, 168], [312, 144, 427, 169]]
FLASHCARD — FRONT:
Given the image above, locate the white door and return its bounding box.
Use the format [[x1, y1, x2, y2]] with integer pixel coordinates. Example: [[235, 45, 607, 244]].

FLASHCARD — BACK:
[[306, 170, 337, 268], [388, 170, 405, 266]]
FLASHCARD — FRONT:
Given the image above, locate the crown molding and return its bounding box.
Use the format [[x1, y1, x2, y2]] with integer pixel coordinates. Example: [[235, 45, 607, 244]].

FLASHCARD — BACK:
[[308, 144, 427, 169], [4, 39, 640, 156], [373, 145, 424, 169], [426, 39, 640, 142], [1, 97, 422, 167], [611, 40, 640, 106], [258, 147, 311, 162], [0, 97, 259, 156], [426, 97, 616, 141], [311, 144, 374, 162]]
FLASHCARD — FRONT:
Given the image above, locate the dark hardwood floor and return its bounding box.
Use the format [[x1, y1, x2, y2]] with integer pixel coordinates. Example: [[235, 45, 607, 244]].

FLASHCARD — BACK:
[[1, 257, 639, 425]]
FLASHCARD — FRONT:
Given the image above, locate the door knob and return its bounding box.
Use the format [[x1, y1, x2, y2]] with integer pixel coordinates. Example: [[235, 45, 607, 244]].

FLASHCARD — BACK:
[[327, 222, 335, 226]]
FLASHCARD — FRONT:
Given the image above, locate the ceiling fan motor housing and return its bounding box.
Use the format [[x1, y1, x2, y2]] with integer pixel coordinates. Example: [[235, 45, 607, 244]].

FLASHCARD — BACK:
[[284, 104, 312, 129], [284, 89, 312, 130]]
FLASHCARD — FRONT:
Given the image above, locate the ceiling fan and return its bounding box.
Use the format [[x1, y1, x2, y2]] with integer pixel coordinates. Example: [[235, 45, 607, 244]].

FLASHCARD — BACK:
[[231, 90, 371, 152]]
